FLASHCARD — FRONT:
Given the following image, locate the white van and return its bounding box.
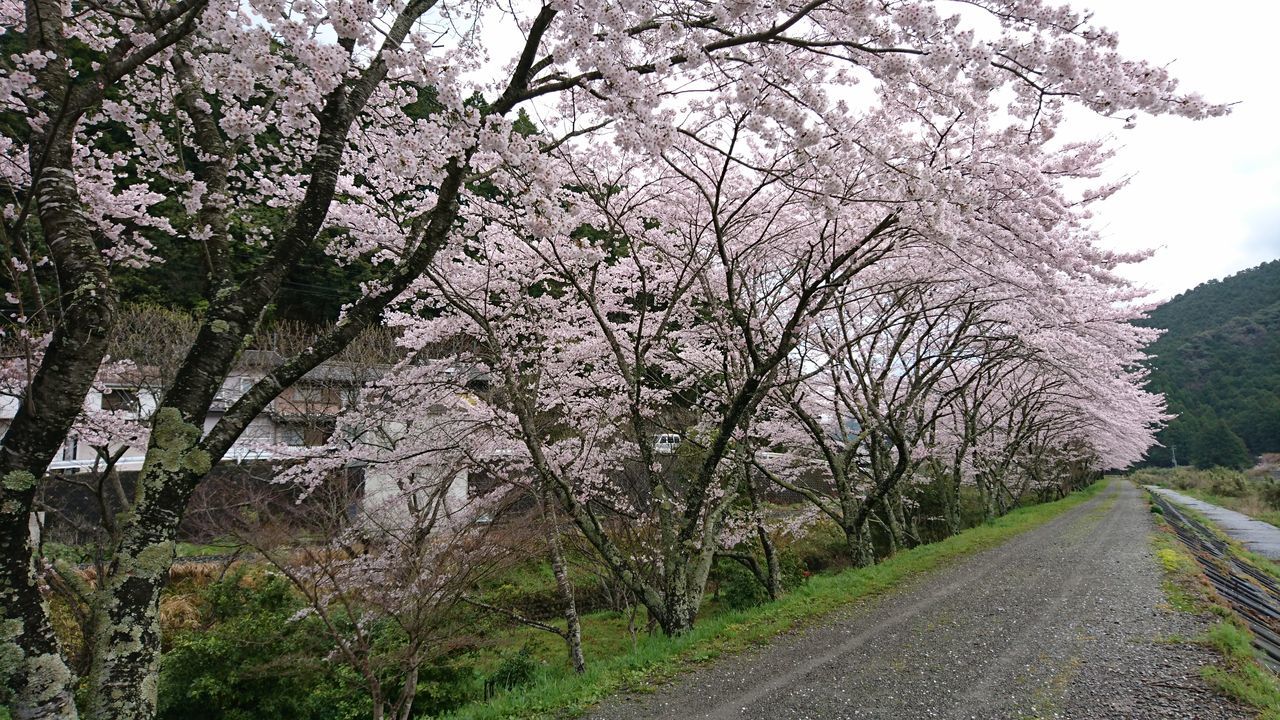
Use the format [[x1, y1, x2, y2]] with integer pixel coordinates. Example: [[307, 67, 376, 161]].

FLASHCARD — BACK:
[[653, 433, 682, 455]]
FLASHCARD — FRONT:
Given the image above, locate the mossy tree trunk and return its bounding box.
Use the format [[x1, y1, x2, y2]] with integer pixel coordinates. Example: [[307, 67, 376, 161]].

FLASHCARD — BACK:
[[0, 2, 135, 715], [72, 4, 564, 710]]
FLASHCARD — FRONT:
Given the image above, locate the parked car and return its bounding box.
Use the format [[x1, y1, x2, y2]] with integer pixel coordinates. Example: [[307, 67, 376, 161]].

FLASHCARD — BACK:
[[653, 433, 682, 455]]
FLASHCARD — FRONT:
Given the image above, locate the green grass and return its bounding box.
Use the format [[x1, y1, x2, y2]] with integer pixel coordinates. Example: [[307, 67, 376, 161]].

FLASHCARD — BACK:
[[443, 479, 1109, 720], [1203, 621, 1280, 720], [176, 539, 242, 558], [1151, 529, 1204, 614], [41, 537, 242, 562], [1156, 497, 1280, 586]]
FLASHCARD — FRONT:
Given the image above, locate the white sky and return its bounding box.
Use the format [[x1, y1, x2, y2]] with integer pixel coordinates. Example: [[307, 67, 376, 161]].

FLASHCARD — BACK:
[[1072, 0, 1280, 300]]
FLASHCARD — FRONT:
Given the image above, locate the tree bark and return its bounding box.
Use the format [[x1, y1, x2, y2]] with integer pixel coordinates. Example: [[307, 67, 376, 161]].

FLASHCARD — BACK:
[[744, 471, 782, 600], [541, 488, 585, 674], [0, 4, 124, 715], [843, 520, 875, 568]]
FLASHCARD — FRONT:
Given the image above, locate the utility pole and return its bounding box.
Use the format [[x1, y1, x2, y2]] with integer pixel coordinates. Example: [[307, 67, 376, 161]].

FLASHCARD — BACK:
[[1171, 444, 1178, 468]]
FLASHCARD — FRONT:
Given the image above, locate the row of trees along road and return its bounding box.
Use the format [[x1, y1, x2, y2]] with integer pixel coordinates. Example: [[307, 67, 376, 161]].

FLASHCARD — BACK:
[[0, 2, 1222, 718]]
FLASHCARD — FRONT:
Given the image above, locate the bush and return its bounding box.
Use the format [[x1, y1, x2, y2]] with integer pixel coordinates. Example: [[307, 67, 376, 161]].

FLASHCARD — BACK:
[[157, 570, 371, 720], [1262, 481, 1280, 509], [779, 519, 849, 575], [713, 558, 770, 610], [485, 647, 540, 697], [770, 549, 810, 593], [415, 662, 482, 717], [1209, 469, 1248, 498]]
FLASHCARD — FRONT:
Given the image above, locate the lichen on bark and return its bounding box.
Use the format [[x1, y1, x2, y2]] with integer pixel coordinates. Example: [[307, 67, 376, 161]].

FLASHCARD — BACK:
[[2, 470, 37, 493], [132, 541, 176, 580], [145, 408, 211, 477], [0, 617, 24, 680]]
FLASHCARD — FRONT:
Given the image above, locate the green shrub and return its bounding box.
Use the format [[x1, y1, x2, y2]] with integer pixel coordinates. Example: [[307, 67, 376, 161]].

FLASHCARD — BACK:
[[713, 558, 770, 610], [1261, 481, 1280, 508], [157, 571, 371, 720], [156, 567, 487, 720], [779, 519, 849, 574], [1209, 470, 1248, 498], [484, 647, 540, 697], [773, 549, 810, 592], [416, 662, 482, 717]]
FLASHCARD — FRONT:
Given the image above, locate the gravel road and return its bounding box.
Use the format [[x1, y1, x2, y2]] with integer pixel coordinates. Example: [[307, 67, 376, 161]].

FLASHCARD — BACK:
[[589, 481, 1248, 720]]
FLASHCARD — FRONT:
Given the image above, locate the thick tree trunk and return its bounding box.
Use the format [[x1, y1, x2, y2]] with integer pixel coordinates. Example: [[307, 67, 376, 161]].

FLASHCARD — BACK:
[[0, 489, 79, 720], [83, 410, 208, 720], [0, 5, 121, 711], [0, 280, 105, 720], [843, 520, 875, 568], [661, 592, 698, 636]]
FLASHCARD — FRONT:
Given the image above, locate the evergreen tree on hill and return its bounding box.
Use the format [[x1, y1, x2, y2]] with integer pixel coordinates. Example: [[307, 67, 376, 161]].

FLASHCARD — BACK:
[[1141, 259, 1280, 468]]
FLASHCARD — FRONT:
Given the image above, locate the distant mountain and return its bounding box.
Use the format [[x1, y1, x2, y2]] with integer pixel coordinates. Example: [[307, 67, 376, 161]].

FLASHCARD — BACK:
[[1140, 260, 1280, 469]]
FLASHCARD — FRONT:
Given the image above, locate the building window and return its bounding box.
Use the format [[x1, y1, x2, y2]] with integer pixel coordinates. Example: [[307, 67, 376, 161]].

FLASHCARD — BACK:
[[102, 389, 140, 413], [278, 425, 305, 447]]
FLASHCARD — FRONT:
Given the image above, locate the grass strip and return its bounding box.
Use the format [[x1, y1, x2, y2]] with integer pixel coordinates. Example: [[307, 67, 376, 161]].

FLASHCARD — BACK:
[[446, 479, 1109, 720], [1202, 621, 1280, 719], [1148, 496, 1280, 719], [1155, 494, 1280, 584]]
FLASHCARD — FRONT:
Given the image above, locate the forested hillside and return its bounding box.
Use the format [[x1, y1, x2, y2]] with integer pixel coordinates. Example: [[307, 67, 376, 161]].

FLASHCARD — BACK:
[[1141, 260, 1280, 468]]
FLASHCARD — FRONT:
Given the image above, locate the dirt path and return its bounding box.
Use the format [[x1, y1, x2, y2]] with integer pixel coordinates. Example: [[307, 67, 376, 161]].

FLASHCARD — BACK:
[[589, 481, 1246, 719]]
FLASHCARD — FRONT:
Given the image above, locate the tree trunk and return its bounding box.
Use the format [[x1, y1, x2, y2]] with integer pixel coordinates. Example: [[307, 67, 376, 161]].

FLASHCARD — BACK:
[[886, 492, 909, 551], [0, 500, 79, 720], [540, 490, 585, 674], [83, 410, 209, 720], [843, 520, 875, 568], [976, 473, 998, 523], [745, 474, 782, 599], [939, 466, 962, 537], [76, 16, 457, 710], [0, 5, 123, 711], [881, 513, 898, 556], [660, 592, 697, 636]]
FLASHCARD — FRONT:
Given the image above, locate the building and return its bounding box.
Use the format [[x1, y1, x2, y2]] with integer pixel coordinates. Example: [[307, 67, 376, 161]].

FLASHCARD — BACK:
[[2, 353, 481, 544]]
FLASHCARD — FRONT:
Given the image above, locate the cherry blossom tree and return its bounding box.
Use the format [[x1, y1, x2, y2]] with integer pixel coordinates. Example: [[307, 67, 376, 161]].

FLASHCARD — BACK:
[[0, 0, 1220, 717], [389, 59, 1196, 629], [907, 271, 1168, 526], [752, 273, 1017, 562], [246, 459, 508, 720]]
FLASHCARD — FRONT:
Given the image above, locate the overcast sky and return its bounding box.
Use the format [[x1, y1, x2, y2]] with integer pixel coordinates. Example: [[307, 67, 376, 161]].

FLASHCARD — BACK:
[[489, 2, 1277, 301], [1071, 0, 1280, 300]]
